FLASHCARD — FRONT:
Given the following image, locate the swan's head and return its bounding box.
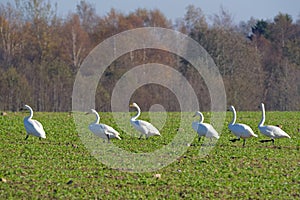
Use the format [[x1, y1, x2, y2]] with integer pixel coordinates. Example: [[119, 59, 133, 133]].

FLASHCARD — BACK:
[[19, 104, 30, 112], [193, 111, 201, 117], [258, 103, 265, 111], [229, 105, 235, 111], [90, 109, 97, 114], [276, 124, 282, 129], [24, 104, 32, 110], [85, 109, 96, 115], [129, 102, 138, 108]]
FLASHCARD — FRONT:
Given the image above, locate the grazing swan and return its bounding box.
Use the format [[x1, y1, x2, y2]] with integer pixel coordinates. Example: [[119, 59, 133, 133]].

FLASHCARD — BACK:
[[192, 111, 220, 142], [88, 109, 121, 142], [258, 103, 291, 144], [228, 105, 257, 146], [129, 103, 161, 139], [23, 105, 46, 140]]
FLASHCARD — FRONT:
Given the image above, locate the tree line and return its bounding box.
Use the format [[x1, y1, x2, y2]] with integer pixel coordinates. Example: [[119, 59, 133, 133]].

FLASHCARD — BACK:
[[0, 0, 299, 111]]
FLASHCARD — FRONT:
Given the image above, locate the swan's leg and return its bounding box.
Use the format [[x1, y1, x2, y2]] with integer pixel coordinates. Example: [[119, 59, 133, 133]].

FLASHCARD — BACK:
[[24, 135, 29, 140], [106, 134, 110, 143], [208, 138, 214, 146], [242, 139, 246, 147], [198, 136, 201, 142], [139, 134, 143, 139], [271, 138, 274, 145]]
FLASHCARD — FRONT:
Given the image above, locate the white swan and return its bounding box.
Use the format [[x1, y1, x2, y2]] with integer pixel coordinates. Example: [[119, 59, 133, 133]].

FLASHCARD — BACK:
[[88, 109, 121, 142], [129, 103, 161, 139], [192, 111, 220, 142], [228, 105, 257, 146], [23, 105, 46, 140], [258, 103, 291, 144]]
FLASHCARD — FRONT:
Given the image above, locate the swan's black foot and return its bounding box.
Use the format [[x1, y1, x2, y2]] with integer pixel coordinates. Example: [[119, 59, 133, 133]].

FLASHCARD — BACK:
[[260, 139, 275, 144], [24, 135, 29, 140], [260, 139, 273, 143], [230, 138, 240, 143]]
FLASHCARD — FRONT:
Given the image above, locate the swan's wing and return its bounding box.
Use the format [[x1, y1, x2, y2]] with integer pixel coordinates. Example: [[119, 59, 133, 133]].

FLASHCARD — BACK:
[[230, 123, 255, 138], [24, 119, 36, 133], [192, 122, 208, 136], [265, 125, 290, 138], [102, 124, 121, 140], [89, 123, 107, 139], [33, 119, 43, 129], [204, 123, 220, 139], [231, 124, 247, 133], [131, 120, 148, 134], [24, 119, 46, 138], [259, 126, 276, 138], [240, 124, 257, 137], [236, 124, 257, 138], [138, 120, 160, 135]]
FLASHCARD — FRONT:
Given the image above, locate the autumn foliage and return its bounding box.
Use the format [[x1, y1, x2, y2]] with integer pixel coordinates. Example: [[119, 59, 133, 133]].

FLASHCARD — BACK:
[[0, 1, 299, 111]]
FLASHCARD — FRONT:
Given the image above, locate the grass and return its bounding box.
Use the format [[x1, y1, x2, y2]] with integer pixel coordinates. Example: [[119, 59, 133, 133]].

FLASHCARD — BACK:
[[0, 111, 299, 199]]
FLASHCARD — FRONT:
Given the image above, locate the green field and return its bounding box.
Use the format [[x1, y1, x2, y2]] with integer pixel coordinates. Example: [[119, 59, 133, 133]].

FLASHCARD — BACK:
[[0, 111, 299, 199]]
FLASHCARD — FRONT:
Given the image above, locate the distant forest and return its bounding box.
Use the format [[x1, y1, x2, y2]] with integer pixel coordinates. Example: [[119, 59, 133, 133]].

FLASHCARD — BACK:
[[0, 0, 299, 111]]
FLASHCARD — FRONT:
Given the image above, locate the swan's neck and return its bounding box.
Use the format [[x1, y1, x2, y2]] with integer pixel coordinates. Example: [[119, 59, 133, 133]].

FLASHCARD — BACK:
[[131, 105, 141, 121], [94, 112, 100, 124], [230, 108, 236, 125], [258, 105, 265, 127], [198, 112, 204, 123], [27, 107, 33, 119]]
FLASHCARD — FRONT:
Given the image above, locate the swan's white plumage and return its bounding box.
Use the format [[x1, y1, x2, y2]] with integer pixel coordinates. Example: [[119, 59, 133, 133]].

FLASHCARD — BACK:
[[88, 109, 121, 141], [23, 105, 46, 139], [192, 111, 219, 140], [130, 103, 160, 139], [259, 126, 290, 139], [258, 103, 290, 142], [228, 105, 257, 146]]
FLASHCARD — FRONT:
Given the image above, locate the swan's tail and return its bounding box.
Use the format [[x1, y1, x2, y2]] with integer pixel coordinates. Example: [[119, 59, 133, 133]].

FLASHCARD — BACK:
[[252, 133, 258, 137], [116, 135, 122, 140]]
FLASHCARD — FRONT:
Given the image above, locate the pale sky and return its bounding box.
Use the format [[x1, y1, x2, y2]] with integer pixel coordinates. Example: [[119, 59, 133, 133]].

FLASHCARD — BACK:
[[57, 0, 300, 23], [1, 0, 300, 23]]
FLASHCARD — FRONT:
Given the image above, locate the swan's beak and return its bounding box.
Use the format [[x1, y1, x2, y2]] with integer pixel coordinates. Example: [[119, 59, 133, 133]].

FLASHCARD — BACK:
[[129, 104, 134, 107], [193, 112, 198, 117], [19, 107, 26, 112]]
